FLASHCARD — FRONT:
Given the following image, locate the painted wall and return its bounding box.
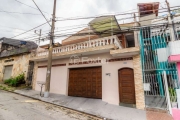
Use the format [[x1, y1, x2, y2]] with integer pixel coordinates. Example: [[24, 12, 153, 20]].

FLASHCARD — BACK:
[[0, 54, 31, 81], [177, 62, 180, 82], [35, 66, 68, 95], [33, 53, 134, 105]]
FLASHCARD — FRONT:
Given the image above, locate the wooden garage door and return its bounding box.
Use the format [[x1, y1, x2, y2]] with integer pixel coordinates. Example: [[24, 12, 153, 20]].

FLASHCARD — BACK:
[[119, 68, 135, 104], [68, 67, 102, 99]]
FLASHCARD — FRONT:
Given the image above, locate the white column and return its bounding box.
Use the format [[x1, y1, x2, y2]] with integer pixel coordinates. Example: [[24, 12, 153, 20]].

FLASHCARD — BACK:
[[163, 71, 172, 115]]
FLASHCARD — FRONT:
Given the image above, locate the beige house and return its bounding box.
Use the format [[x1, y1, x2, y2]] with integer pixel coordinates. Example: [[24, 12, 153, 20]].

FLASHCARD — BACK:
[[31, 16, 145, 110], [0, 38, 38, 84]]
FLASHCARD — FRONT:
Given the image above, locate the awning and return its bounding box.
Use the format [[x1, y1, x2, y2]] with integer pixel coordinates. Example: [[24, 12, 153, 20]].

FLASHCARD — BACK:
[[89, 15, 120, 37]]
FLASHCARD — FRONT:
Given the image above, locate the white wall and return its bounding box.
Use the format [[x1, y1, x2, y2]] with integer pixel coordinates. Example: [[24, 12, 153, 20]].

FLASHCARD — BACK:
[[35, 66, 68, 95], [34, 53, 134, 105], [35, 67, 46, 91]]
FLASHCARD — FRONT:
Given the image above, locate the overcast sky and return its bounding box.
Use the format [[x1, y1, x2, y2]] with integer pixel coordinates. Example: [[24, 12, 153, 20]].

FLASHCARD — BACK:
[[0, 0, 179, 45]]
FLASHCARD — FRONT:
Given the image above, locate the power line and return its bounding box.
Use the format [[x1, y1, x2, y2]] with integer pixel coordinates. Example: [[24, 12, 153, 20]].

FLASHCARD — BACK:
[[0, 8, 33, 28], [0, 29, 36, 36], [0, 7, 168, 35], [56, 8, 137, 21], [13, 0, 50, 15], [53, 23, 180, 39], [4, 21, 180, 47], [5, 13, 171, 43], [55, 5, 180, 22], [53, 14, 167, 36], [3, 5, 179, 41], [0, 25, 27, 31], [0, 10, 42, 15], [32, 0, 51, 27], [10, 21, 49, 39], [53, 25, 87, 33], [53, 1, 168, 22], [1, 3, 179, 39], [21, 13, 168, 39]]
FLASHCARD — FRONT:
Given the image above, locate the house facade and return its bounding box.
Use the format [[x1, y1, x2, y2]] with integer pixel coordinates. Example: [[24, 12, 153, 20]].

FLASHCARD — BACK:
[[0, 37, 38, 84], [31, 16, 145, 109]]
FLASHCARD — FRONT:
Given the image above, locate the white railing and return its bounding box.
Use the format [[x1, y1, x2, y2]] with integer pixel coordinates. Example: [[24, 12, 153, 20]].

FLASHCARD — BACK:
[[143, 71, 180, 110], [36, 35, 122, 57]]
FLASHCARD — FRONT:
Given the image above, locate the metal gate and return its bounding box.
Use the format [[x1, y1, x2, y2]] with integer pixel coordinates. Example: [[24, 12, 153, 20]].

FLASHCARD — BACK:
[[140, 27, 180, 111], [143, 71, 179, 111]]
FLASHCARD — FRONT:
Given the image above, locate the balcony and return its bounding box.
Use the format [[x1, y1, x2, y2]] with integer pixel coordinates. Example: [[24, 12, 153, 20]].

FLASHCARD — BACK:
[[30, 35, 123, 61], [110, 47, 140, 58]]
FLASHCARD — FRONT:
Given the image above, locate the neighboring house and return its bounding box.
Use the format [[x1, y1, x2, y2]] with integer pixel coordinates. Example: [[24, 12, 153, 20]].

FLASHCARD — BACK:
[[31, 15, 145, 110], [138, 2, 180, 112], [0, 37, 38, 84]]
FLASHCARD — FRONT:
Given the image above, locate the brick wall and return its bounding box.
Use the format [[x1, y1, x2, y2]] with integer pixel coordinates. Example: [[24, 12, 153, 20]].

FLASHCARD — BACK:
[[32, 62, 38, 89], [133, 54, 145, 109]]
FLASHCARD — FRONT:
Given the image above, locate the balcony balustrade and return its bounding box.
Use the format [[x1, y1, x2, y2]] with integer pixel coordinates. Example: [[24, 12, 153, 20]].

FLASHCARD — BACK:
[[33, 35, 122, 59]]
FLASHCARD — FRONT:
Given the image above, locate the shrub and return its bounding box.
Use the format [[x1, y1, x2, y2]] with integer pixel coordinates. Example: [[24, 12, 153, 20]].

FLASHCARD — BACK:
[[9, 79, 18, 87], [4, 73, 25, 87], [4, 78, 13, 84], [169, 88, 177, 102]]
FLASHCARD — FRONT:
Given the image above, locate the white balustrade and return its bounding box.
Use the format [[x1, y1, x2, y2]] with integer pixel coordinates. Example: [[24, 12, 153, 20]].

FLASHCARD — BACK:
[[35, 35, 122, 57]]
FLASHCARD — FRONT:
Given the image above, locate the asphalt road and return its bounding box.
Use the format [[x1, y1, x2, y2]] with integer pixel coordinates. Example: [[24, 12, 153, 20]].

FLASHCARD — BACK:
[[0, 90, 99, 120]]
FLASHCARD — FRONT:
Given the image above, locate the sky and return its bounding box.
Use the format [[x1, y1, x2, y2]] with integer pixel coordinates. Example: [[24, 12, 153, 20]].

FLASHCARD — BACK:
[[0, 0, 179, 45]]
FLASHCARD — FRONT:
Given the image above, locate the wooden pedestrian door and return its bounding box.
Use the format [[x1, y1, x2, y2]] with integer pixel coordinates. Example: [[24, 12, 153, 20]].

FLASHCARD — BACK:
[[119, 68, 135, 104], [68, 67, 102, 99]]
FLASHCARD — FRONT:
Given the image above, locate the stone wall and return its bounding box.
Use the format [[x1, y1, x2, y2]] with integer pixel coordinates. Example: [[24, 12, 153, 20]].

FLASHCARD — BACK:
[[133, 54, 145, 109], [32, 62, 38, 89], [0, 54, 31, 81]]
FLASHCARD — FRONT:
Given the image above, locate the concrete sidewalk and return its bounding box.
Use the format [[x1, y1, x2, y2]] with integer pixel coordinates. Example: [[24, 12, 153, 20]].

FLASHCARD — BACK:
[[14, 89, 146, 120]]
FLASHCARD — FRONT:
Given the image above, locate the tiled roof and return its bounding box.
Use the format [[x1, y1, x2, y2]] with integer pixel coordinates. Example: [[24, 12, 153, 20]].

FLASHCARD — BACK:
[[0, 37, 38, 58]]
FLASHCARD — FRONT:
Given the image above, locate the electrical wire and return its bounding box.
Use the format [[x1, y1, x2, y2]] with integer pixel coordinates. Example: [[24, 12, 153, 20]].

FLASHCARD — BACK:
[[2, 5, 179, 43], [8, 13, 167, 42], [56, 6, 169, 21], [53, 22, 180, 38], [1, 6, 168, 36], [32, 0, 51, 27], [0, 25, 27, 31], [13, 0, 50, 15], [0, 10, 42, 15], [55, 8, 137, 21], [1, 3, 179, 36], [10, 21, 49, 39], [53, 14, 168, 36], [3, 21, 180, 47], [55, 6, 179, 21], [3, 18, 180, 46], [0, 8, 33, 28]]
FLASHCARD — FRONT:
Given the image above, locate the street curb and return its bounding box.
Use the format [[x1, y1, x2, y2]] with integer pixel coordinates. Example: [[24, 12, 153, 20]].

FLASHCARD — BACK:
[[0, 89, 105, 120]]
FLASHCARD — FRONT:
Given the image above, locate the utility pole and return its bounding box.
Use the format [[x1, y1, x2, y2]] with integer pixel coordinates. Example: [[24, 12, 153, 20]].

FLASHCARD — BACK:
[[165, 0, 177, 41], [34, 29, 42, 46], [44, 0, 57, 98]]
